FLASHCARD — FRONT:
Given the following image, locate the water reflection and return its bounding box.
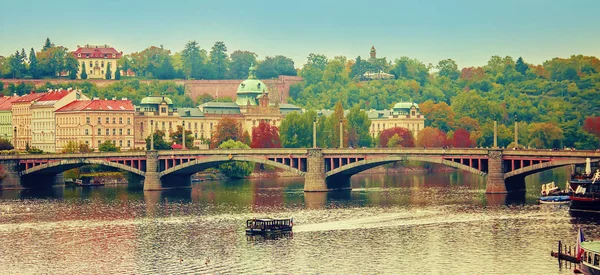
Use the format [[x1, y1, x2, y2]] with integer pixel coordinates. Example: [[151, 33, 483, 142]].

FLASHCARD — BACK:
[[246, 232, 293, 242]]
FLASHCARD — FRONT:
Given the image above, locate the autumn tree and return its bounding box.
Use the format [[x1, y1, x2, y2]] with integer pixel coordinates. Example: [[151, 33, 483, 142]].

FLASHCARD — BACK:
[[379, 127, 414, 148], [170, 125, 194, 149], [210, 117, 243, 148], [451, 128, 474, 148], [419, 100, 455, 132], [416, 127, 448, 148], [528, 122, 564, 149], [251, 121, 281, 148]]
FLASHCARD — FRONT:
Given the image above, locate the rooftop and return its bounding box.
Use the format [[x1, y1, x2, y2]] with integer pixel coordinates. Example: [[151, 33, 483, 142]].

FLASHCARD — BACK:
[[73, 44, 122, 59], [56, 99, 134, 112], [0, 96, 20, 111], [13, 92, 46, 103]]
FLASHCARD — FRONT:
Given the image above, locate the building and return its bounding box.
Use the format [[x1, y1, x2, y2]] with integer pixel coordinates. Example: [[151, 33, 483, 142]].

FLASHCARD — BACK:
[[133, 66, 302, 149], [73, 44, 123, 79], [368, 101, 424, 139], [362, 46, 394, 80], [56, 99, 135, 152], [0, 95, 19, 142], [12, 92, 46, 150], [31, 89, 88, 152]]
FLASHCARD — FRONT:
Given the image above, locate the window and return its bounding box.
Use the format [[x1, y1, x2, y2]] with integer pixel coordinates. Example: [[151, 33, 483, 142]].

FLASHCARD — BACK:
[[161, 107, 167, 113], [101, 61, 104, 68], [127, 140, 131, 147], [98, 129, 101, 135], [90, 61, 93, 67], [85, 129, 89, 135], [98, 140, 101, 147], [127, 118, 131, 124], [106, 129, 109, 135], [98, 117, 101, 124], [119, 118, 123, 124], [119, 140, 122, 147], [119, 129, 123, 135], [113, 129, 116, 136], [127, 129, 131, 135], [113, 118, 116, 124], [106, 117, 110, 124], [86, 117, 90, 124]]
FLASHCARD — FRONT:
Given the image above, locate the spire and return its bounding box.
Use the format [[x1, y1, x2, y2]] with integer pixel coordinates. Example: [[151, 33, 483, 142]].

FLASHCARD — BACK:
[[370, 45, 376, 59], [248, 63, 257, 79]]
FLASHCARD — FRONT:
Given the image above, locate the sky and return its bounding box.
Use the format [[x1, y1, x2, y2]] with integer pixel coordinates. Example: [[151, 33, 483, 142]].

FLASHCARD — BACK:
[[1, 0, 599, 68]]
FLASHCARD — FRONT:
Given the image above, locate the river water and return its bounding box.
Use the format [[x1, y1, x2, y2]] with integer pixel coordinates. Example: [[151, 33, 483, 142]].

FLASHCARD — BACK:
[[0, 168, 598, 274]]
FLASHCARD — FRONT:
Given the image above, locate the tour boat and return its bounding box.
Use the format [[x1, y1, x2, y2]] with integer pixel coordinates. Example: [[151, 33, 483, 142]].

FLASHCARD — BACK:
[[578, 241, 600, 275], [569, 159, 600, 212], [570, 158, 600, 191], [245, 218, 293, 235], [538, 195, 571, 204]]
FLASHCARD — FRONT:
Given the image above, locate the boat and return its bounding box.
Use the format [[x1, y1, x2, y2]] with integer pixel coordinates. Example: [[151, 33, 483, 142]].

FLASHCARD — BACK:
[[551, 227, 600, 275], [75, 179, 105, 187], [569, 158, 600, 191], [539, 195, 571, 204], [541, 181, 570, 196], [569, 159, 600, 212], [245, 218, 293, 235]]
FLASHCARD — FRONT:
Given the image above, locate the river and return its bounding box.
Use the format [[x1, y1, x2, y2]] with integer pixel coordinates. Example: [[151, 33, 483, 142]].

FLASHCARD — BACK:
[[0, 168, 598, 274]]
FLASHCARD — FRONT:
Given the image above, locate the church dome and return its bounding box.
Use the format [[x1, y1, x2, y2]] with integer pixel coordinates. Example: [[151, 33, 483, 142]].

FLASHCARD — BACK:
[[236, 64, 267, 106]]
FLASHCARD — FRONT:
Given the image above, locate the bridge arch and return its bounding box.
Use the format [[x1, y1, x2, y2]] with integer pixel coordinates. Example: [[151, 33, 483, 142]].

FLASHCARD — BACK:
[[504, 158, 600, 180], [160, 155, 305, 177], [326, 156, 486, 178], [21, 159, 146, 177]]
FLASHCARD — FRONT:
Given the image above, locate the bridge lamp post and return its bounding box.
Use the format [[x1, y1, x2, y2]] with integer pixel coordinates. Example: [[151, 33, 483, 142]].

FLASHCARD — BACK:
[[150, 120, 154, 151], [514, 115, 518, 149], [313, 117, 317, 149], [339, 118, 343, 149], [182, 121, 186, 150]]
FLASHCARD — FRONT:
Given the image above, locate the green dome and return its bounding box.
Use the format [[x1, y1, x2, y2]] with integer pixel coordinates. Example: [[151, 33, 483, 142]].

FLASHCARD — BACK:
[[393, 102, 418, 110], [236, 64, 267, 106], [140, 96, 173, 105]]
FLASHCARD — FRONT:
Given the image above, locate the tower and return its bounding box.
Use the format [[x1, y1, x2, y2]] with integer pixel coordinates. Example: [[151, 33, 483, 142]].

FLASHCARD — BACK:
[[370, 45, 376, 59]]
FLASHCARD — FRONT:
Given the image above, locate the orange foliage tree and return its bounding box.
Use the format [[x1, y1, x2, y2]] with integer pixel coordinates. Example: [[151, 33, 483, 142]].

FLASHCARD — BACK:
[[210, 117, 243, 148], [416, 127, 448, 147], [251, 121, 281, 148], [451, 128, 474, 148], [583, 116, 600, 138], [379, 127, 414, 148]]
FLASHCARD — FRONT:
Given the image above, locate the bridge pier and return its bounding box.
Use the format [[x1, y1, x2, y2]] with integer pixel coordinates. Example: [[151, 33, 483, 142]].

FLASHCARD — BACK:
[[486, 150, 507, 193], [304, 149, 351, 192], [0, 160, 22, 190], [143, 151, 162, 191]]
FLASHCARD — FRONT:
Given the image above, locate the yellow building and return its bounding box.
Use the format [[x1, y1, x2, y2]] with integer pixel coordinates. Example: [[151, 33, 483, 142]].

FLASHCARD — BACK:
[[73, 44, 122, 79], [12, 92, 46, 150], [0, 96, 19, 142], [55, 99, 135, 152], [368, 102, 425, 139], [31, 89, 88, 152]]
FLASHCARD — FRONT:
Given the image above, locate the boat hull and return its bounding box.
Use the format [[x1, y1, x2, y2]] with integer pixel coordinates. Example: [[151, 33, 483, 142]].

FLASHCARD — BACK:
[[570, 197, 600, 212], [580, 264, 600, 275]]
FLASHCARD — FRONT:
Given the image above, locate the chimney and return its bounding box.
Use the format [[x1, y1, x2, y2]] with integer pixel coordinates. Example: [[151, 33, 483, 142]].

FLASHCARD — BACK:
[[112, 97, 116, 100], [93, 97, 99, 100], [121, 97, 127, 100]]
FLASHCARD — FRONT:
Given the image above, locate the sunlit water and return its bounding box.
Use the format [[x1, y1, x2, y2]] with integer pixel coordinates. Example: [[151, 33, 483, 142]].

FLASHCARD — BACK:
[[1, 168, 599, 274]]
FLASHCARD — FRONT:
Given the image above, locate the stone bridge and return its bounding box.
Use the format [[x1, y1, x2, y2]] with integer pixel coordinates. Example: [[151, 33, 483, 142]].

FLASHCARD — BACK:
[[1, 148, 599, 193]]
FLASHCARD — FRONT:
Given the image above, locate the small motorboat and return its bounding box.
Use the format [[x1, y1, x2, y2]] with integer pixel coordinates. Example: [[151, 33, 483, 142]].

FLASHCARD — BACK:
[[539, 195, 571, 204]]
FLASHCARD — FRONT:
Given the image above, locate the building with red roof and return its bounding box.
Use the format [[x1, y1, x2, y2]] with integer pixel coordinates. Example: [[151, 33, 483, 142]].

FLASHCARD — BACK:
[[30, 89, 88, 152], [12, 91, 47, 150], [55, 99, 135, 152], [73, 44, 122, 80]]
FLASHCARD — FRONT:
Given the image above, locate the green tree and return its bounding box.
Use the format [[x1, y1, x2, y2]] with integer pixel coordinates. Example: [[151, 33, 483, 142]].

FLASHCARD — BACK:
[[515, 57, 528, 75], [43, 37, 53, 51], [29, 48, 38, 78], [346, 105, 372, 147], [80, 62, 88, 79], [256, 55, 297, 79], [115, 65, 121, 80], [181, 40, 206, 79], [279, 110, 315, 148], [145, 129, 170, 150], [229, 50, 257, 79], [528, 122, 564, 149], [62, 141, 80, 153], [217, 139, 253, 179], [105, 62, 112, 80], [99, 140, 119, 152], [208, 41, 229, 79], [436, 59, 460, 80]]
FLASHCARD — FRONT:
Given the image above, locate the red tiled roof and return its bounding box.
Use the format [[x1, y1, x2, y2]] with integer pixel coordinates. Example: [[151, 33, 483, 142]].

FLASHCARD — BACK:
[[13, 92, 46, 103], [73, 45, 122, 59], [56, 99, 134, 112], [0, 96, 20, 111], [37, 90, 72, 102]]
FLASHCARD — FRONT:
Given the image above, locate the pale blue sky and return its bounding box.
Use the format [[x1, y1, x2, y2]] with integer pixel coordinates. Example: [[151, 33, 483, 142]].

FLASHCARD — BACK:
[[1, 0, 599, 68]]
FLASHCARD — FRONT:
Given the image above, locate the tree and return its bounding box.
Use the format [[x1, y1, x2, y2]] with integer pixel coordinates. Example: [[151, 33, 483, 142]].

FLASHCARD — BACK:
[[210, 117, 243, 148], [515, 57, 528, 75], [99, 140, 119, 152], [195, 93, 214, 104], [256, 55, 297, 79], [170, 125, 194, 149], [145, 129, 170, 150], [436, 59, 460, 80], [419, 100, 455, 132], [251, 121, 281, 148], [279, 110, 315, 148], [105, 62, 112, 80], [208, 41, 229, 79], [217, 139, 254, 179], [379, 127, 415, 148], [181, 40, 205, 79], [62, 141, 80, 153], [43, 37, 53, 51], [346, 105, 372, 147], [229, 50, 257, 79], [528, 122, 564, 149], [451, 128, 474, 148], [0, 139, 14, 150], [416, 127, 448, 147], [80, 62, 88, 79], [115, 65, 121, 80], [29, 48, 38, 78], [65, 54, 79, 79]]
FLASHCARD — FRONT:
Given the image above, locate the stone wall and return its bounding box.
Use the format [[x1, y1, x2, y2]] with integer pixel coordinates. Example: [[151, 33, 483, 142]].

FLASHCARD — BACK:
[[0, 75, 303, 103]]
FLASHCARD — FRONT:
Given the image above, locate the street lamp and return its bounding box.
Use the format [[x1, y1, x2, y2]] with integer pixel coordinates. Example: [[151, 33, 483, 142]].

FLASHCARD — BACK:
[[339, 118, 343, 149], [514, 115, 518, 149], [313, 117, 317, 148], [150, 120, 154, 150], [182, 120, 186, 150]]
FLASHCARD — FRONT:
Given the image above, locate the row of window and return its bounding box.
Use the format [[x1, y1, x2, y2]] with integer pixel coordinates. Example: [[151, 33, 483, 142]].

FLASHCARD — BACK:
[[84, 128, 131, 136], [583, 251, 600, 266], [82, 61, 114, 68], [85, 117, 131, 125], [372, 123, 422, 131]]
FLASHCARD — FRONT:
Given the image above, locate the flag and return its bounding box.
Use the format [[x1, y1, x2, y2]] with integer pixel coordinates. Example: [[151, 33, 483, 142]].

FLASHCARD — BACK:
[[577, 226, 586, 261]]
